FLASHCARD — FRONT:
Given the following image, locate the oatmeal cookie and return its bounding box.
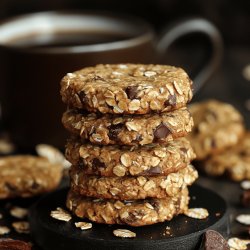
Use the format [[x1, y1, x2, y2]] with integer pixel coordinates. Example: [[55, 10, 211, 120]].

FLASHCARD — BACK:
[[203, 133, 250, 181], [70, 165, 198, 200], [0, 155, 63, 198], [66, 187, 189, 226], [188, 100, 244, 160], [62, 107, 193, 146], [66, 138, 196, 177], [60, 64, 193, 114]]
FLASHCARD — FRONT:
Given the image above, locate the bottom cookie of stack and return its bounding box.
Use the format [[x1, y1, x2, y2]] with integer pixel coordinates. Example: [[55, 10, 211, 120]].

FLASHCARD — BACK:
[[66, 187, 189, 227]]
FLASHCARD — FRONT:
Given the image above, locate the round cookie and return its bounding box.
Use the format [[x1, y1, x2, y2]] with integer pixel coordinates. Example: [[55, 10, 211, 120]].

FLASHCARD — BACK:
[[66, 138, 196, 177], [66, 187, 189, 226], [187, 100, 245, 160], [0, 155, 63, 199], [60, 64, 193, 114], [70, 165, 198, 200], [62, 107, 193, 146], [203, 133, 250, 181]]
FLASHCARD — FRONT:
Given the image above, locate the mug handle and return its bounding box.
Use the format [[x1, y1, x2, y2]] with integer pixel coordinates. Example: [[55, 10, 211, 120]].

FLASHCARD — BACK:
[[156, 18, 223, 94]]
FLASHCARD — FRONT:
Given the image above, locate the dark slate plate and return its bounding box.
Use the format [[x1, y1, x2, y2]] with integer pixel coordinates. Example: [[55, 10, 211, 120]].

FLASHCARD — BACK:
[[29, 185, 229, 250]]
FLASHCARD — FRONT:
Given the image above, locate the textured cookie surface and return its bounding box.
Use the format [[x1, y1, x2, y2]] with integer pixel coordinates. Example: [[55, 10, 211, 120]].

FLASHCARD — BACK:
[[188, 100, 244, 160], [62, 107, 193, 146], [66, 187, 189, 226], [0, 155, 62, 198], [204, 133, 250, 181], [60, 64, 193, 114], [66, 138, 196, 177], [70, 165, 198, 200]]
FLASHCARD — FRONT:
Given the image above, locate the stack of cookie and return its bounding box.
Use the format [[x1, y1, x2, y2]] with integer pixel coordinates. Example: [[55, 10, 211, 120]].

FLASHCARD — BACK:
[[60, 64, 198, 226]]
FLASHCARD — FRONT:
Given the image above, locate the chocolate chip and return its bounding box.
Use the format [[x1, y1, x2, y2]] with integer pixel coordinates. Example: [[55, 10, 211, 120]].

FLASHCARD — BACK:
[[148, 200, 160, 212], [77, 109, 89, 116], [154, 123, 171, 140], [108, 124, 123, 141], [143, 166, 162, 175], [92, 158, 106, 172], [124, 211, 145, 223], [125, 86, 138, 99], [78, 159, 86, 170], [0, 238, 32, 250], [180, 147, 188, 153], [241, 190, 250, 208], [199, 230, 229, 250], [78, 91, 88, 105], [192, 126, 199, 135], [239, 150, 248, 157], [164, 94, 176, 107], [132, 134, 142, 143]]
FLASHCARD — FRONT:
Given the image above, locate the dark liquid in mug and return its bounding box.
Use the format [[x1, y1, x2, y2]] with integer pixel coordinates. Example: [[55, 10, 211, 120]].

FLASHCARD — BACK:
[[7, 31, 132, 48]]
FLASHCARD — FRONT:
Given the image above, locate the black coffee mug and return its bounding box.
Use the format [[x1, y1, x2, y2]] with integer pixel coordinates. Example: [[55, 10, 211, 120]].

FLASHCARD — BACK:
[[0, 11, 223, 150]]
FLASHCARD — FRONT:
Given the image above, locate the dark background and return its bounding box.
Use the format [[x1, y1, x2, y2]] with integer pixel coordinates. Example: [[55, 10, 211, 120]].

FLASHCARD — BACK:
[[0, 0, 250, 125], [0, 0, 249, 45]]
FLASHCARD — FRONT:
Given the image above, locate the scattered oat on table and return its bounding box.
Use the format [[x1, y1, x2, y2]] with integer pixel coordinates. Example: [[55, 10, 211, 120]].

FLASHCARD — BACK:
[[10, 206, 28, 219], [241, 180, 250, 190], [236, 214, 250, 226], [12, 221, 30, 234], [228, 237, 250, 250], [113, 229, 136, 238], [184, 208, 209, 219], [75, 222, 92, 230], [0, 226, 10, 235], [50, 207, 72, 222]]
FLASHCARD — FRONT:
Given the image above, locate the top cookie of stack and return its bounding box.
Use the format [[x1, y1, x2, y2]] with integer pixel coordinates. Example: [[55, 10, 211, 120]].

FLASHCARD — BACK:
[[60, 64, 193, 115]]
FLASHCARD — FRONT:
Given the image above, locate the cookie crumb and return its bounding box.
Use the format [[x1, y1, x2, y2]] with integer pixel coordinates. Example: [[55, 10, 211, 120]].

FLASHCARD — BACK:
[[10, 206, 28, 219], [236, 214, 250, 225], [0, 226, 10, 235], [75, 222, 92, 230], [113, 229, 136, 238], [50, 207, 72, 222], [12, 221, 30, 234], [228, 237, 250, 250], [184, 208, 209, 219]]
